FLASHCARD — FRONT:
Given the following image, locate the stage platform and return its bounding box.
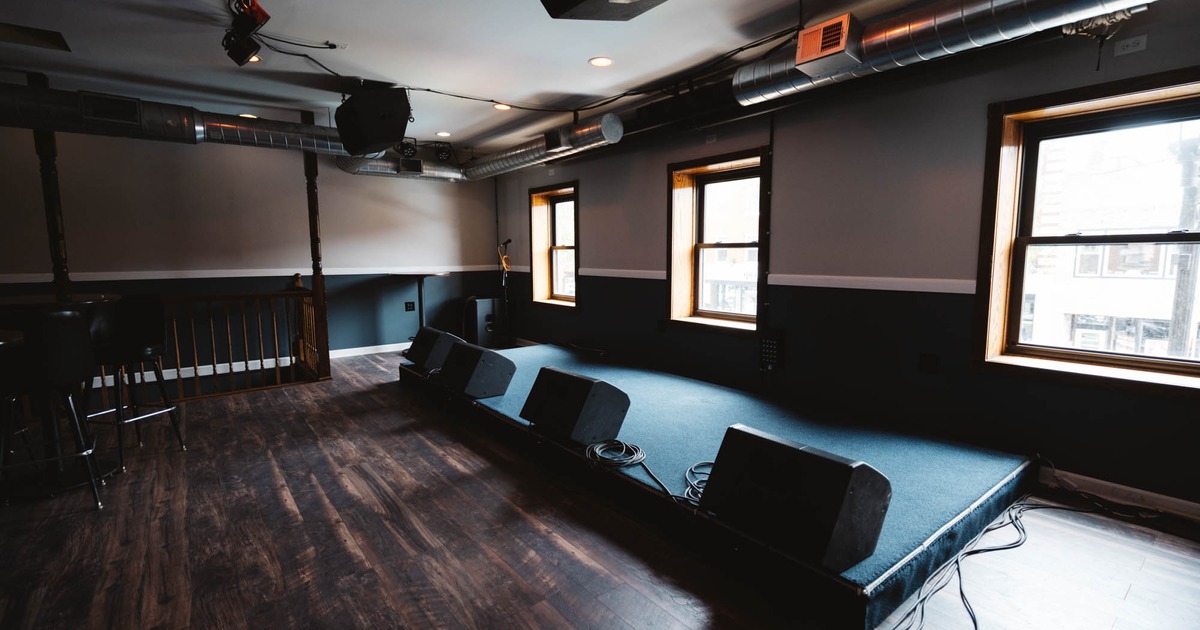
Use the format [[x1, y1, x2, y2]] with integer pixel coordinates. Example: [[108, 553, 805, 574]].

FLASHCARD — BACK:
[[399, 343, 1032, 629]]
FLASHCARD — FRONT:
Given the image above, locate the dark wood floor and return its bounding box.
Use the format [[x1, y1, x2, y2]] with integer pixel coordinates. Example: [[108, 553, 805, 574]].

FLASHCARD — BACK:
[[2, 352, 1197, 630]]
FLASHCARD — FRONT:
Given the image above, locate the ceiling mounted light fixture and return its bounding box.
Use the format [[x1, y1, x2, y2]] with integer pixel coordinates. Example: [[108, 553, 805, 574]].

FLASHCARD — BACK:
[[434, 142, 453, 162], [436, 131, 451, 137], [588, 56, 613, 67], [493, 103, 512, 111], [223, 0, 270, 66], [400, 138, 418, 157]]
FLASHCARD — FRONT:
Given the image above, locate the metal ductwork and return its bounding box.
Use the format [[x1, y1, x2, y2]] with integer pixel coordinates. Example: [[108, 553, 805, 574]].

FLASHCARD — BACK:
[[732, 0, 1158, 107], [1, 82, 625, 180], [462, 113, 623, 180], [0, 82, 370, 156], [334, 154, 468, 182], [335, 112, 625, 182]]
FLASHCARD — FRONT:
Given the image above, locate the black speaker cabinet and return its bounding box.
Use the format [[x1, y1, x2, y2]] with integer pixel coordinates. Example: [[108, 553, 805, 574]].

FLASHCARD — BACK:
[[519, 367, 630, 446], [334, 88, 411, 156], [539, 0, 668, 21], [403, 327, 464, 375], [699, 423, 892, 573], [437, 341, 516, 399], [465, 297, 501, 348]]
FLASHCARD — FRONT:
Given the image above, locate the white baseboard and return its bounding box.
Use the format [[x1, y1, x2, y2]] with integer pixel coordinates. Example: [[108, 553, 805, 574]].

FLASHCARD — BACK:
[[90, 357, 296, 388], [330, 342, 412, 358], [1038, 467, 1200, 524]]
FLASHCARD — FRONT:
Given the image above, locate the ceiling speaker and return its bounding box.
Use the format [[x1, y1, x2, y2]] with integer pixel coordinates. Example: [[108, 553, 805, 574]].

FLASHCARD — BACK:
[[335, 88, 411, 156], [539, 0, 669, 21]]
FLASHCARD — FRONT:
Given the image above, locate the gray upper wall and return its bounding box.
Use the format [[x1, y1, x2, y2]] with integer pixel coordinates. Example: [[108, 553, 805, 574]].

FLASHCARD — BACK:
[[2, 1, 1196, 284], [496, 0, 1199, 286], [0, 124, 497, 280]]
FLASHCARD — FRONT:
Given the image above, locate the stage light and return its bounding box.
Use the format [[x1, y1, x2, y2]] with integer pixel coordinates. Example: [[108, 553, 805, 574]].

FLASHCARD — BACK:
[[434, 142, 453, 162], [400, 138, 418, 158], [224, 1, 270, 66], [223, 32, 261, 66]]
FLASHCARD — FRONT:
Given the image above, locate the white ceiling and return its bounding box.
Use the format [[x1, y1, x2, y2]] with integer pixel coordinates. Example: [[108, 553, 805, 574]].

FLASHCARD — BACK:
[[0, 0, 916, 154]]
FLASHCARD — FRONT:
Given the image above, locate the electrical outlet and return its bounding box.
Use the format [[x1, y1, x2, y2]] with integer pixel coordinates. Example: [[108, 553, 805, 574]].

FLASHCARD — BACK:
[[404, 301, 415, 312], [705, 134, 717, 144], [1114, 34, 1147, 57]]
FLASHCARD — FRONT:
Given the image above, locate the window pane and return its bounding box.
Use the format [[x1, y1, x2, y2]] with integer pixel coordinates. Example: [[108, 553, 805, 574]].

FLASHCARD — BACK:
[[554, 200, 575, 246], [702, 177, 759, 243], [552, 248, 575, 297], [1031, 118, 1200, 236], [698, 247, 757, 316], [1019, 243, 1200, 361]]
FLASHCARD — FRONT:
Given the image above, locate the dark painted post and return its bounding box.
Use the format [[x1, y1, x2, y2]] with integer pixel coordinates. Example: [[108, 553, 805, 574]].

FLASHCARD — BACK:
[[301, 110, 332, 379], [28, 73, 71, 299]]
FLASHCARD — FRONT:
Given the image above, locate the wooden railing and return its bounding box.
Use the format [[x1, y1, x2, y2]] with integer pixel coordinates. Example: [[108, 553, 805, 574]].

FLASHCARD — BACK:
[[159, 289, 326, 400]]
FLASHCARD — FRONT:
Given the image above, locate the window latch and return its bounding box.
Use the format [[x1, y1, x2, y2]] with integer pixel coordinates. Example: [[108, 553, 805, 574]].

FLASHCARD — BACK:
[[1168, 229, 1189, 234]]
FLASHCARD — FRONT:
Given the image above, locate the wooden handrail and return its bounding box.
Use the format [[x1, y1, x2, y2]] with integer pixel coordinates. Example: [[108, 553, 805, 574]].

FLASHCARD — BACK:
[[152, 289, 326, 400]]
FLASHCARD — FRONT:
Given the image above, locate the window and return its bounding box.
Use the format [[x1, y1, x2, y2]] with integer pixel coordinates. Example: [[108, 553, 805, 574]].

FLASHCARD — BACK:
[[669, 148, 769, 328], [530, 183, 577, 305], [980, 72, 1200, 387], [549, 194, 576, 299]]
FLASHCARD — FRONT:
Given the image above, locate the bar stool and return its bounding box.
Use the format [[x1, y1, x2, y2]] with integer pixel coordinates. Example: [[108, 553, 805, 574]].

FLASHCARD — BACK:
[[1, 310, 105, 510], [0, 329, 32, 493], [85, 295, 185, 471]]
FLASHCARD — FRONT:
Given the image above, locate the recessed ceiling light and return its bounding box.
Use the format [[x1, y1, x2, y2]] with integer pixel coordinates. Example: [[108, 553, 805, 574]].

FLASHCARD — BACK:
[[436, 131, 451, 137], [238, 113, 258, 118], [493, 103, 512, 111], [589, 56, 613, 67], [248, 54, 262, 63]]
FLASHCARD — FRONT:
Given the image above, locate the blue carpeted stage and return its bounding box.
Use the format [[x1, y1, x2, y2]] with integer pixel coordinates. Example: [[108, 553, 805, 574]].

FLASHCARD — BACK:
[[400, 343, 1031, 629]]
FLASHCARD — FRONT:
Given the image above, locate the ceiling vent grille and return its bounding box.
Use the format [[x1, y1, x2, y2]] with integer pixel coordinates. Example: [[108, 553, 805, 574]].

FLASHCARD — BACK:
[[795, 13, 863, 77]]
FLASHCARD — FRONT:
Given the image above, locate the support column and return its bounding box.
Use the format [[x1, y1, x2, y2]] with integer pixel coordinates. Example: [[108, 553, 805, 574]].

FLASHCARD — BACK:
[[28, 73, 71, 299], [302, 111, 332, 379]]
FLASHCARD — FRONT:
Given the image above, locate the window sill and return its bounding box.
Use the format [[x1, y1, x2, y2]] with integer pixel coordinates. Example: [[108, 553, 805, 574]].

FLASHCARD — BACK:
[[668, 316, 756, 334], [533, 298, 576, 309], [987, 354, 1200, 391]]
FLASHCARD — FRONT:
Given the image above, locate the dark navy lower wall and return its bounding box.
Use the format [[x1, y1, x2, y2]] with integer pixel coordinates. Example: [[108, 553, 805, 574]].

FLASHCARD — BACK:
[[4, 270, 1191, 502], [502, 272, 1196, 504], [0, 270, 502, 352]]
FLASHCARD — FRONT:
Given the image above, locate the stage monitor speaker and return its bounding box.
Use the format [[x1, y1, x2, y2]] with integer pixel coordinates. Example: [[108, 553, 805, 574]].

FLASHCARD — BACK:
[[519, 367, 630, 446], [334, 88, 411, 156], [403, 327, 464, 375], [699, 423, 892, 573], [539, 0, 669, 21], [437, 341, 516, 399], [465, 297, 502, 348]]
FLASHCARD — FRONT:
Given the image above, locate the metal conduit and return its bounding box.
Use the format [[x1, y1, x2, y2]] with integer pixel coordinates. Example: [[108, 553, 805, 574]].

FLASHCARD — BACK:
[[336, 113, 625, 182], [462, 113, 623, 180], [732, 0, 1157, 106], [1, 82, 624, 181]]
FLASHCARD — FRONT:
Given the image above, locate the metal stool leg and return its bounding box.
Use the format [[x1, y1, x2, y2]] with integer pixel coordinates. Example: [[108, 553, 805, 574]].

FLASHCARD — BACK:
[[151, 359, 186, 451], [63, 391, 103, 510]]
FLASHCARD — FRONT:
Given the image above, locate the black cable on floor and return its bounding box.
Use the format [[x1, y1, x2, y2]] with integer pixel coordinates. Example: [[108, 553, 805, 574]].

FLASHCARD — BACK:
[[584, 439, 688, 504], [886, 496, 1094, 630]]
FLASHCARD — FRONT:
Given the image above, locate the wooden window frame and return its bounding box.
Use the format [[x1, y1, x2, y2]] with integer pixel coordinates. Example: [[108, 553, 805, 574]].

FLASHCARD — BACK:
[[529, 182, 578, 307], [548, 192, 578, 303], [668, 147, 770, 330], [692, 170, 760, 323], [976, 67, 1200, 389]]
